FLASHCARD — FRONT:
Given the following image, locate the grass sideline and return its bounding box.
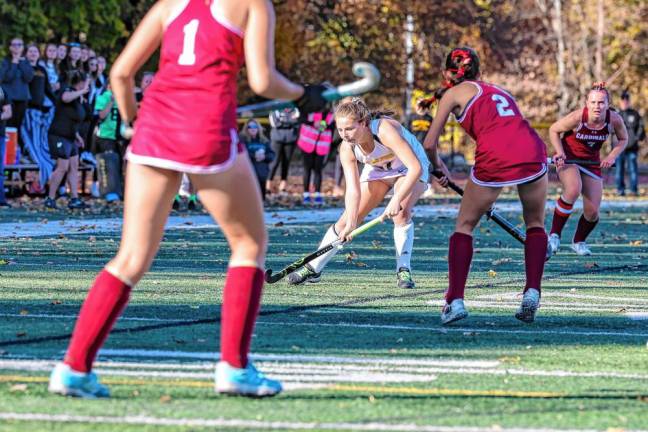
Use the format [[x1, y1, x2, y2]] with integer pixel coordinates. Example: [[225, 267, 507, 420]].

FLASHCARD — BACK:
[[0, 205, 647, 431]]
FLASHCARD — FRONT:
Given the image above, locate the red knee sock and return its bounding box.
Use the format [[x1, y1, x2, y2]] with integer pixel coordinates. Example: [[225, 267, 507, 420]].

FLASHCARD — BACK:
[[445, 232, 473, 303], [550, 196, 574, 236], [220, 267, 264, 368], [573, 215, 598, 243], [525, 227, 547, 292], [64, 270, 131, 372]]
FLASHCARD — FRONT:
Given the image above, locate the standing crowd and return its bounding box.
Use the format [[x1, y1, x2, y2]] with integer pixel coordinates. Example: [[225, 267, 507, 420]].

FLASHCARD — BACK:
[[0, 37, 152, 208]]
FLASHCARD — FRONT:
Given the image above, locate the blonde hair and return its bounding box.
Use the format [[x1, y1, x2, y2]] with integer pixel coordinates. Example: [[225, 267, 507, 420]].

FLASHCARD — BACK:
[[239, 119, 269, 143], [334, 97, 394, 124]]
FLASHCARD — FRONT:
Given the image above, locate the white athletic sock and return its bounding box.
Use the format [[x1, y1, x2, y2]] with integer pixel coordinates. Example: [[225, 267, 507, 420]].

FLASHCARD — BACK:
[[309, 225, 340, 273], [394, 222, 414, 271]]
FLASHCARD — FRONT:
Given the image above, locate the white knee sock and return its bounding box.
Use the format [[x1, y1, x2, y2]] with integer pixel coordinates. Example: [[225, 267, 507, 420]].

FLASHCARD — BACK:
[[309, 225, 341, 273], [394, 222, 414, 271]]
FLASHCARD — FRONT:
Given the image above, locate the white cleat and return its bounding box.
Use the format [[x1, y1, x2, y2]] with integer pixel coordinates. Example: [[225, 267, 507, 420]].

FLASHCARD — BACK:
[[515, 288, 540, 323], [441, 299, 468, 325], [571, 241, 592, 256], [547, 233, 560, 259]]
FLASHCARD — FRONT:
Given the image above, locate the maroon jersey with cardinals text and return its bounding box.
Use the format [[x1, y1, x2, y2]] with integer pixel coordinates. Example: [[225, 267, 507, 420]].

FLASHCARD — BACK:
[[128, 0, 245, 173], [456, 81, 547, 186], [561, 107, 612, 178]]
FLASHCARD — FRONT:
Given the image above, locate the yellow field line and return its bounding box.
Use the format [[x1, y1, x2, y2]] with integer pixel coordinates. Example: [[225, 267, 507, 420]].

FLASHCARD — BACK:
[[1, 374, 565, 397], [329, 384, 566, 398]]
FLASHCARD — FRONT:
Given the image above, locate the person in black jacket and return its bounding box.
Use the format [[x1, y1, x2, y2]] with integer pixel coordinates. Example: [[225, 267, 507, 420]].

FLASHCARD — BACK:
[[22, 43, 57, 190], [616, 90, 645, 196], [0, 38, 34, 158], [240, 119, 275, 200], [45, 70, 89, 210]]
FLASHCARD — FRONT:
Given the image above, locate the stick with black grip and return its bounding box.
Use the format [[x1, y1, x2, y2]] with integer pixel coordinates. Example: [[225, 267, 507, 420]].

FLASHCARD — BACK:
[[264, 214, 386, 284], [237, 62, 381, 118], [431, 170, 526, 244], [545, 157, 615, 168]]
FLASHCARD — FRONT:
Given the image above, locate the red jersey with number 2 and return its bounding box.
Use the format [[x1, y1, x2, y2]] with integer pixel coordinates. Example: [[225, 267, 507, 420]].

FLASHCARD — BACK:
[[128, 0, 245, 174], [457, 81, 547, 187]]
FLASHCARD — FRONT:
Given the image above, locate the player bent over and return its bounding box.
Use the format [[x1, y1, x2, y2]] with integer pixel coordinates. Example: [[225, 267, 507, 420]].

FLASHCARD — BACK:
[[546, 83, 627, 257], [288, 97, 430, 289], [48, 0, 328, 399], [422, 47, 548, 324]]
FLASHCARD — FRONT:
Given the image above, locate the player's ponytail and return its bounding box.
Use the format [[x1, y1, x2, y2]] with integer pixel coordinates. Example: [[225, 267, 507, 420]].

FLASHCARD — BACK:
[[422, 47, 481, 109]]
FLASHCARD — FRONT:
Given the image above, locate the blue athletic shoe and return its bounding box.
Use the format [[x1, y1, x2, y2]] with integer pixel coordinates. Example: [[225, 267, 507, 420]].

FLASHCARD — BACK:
[[215, 361, 282, 397], [48, 362, 110, 399]]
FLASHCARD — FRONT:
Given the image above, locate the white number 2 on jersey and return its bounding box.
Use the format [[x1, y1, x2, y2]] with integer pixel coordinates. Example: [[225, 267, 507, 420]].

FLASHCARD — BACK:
[[178, 19, 199, 66], [491, 94, 515, 117]]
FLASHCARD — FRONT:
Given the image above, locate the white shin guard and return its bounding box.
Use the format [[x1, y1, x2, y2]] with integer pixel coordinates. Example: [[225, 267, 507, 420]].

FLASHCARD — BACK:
[[309, 225, 341, 273], [394, 221, 414, 271]]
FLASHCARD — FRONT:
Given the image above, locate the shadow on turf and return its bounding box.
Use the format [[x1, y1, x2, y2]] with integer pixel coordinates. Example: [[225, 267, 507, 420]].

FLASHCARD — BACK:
[[0, 298, 646, 352]]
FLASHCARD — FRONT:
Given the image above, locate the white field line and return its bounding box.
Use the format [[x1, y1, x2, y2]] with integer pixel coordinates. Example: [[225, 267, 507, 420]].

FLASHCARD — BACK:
[[426, 300, 648, 312], [475, 292, 648, 304], [0, 361, 436, 384], [0, 313, 175, 322], [2, 313, 647, 338], [3, 413, 633, 432], [258, 321, 648, 338], [627, 312, 648, 320], [2, 358, 647, 381], [2, 199, 647, 238], [99, 349, 499, 368]]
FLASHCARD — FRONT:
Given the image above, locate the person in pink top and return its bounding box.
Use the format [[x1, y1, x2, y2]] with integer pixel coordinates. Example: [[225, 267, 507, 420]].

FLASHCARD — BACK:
[[48, 0, 328, 399], [422, 47, 548, 325]]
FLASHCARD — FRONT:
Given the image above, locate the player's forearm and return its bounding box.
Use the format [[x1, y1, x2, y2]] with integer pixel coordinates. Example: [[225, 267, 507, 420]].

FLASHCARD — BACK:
[[606, 140, 627, 159], [344, 188, 360, 226], [249, 69, 302, 101], [549, 132, 565, 155]]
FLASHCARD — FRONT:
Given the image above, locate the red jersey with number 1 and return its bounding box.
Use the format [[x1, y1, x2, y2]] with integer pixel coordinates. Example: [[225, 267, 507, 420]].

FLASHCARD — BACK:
[[457, 81, 547, 186], [128, 0, 245, 173]]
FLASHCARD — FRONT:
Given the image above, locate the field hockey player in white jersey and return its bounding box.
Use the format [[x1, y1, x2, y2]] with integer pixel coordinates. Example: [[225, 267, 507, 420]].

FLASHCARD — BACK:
[[288, 97, 436, 289]]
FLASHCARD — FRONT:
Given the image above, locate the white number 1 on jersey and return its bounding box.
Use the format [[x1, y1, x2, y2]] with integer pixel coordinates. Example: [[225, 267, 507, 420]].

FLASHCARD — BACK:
[[178, 19, 199, 66], [492, 94, 515, 117]]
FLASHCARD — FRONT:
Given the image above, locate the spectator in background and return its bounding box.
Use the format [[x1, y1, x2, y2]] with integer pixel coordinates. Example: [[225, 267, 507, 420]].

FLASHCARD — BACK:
[[240, 119, 275, 200], [59, 42, 81, 85], [135, 71, 155, 104], [297, 111, 334, 205], [0, 37, 34, 161], [94, 56, 108, 96], [56, 43, 67, 67], [80, 44, 90, 67], [41, 43, 60, 93], [94, 82, 122, 201], [45, 70, 89, 210], [0, 87, 13, 207], [267, 107, 299, 195], [406, 102, 433, 145], [616, 90, 645, 196], [22, 43, 56, 190]]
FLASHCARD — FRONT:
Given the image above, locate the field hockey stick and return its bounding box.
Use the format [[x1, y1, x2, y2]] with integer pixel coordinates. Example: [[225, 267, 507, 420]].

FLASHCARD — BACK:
[[431, 170, 526, 244], [237, 62, 381, 118], [545, 157, 614, 168], [264, 214, 386, 284]]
